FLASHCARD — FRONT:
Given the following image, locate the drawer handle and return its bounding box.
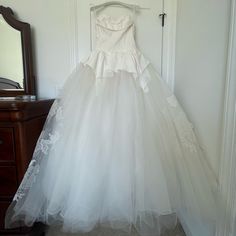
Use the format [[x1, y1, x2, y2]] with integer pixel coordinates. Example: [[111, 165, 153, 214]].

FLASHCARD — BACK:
[[0, 139, 3, 145]]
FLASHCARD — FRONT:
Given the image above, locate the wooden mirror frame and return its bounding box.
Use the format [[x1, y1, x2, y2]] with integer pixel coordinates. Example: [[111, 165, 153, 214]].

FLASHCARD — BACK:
[[0, 6, 35, 96]]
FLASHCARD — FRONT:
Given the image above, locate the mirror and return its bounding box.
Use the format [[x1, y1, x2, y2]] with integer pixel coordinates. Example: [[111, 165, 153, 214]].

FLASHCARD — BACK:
[[0, 6, 35, 96], [0, 14, 24, 90]]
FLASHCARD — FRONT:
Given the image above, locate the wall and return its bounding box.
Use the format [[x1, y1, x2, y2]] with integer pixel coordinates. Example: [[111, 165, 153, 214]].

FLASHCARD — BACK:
[[174, 0, 231, 174]]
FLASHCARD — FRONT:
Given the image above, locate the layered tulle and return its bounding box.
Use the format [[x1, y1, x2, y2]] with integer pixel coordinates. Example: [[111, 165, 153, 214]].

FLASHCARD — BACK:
[[5, 64, 218, 236]]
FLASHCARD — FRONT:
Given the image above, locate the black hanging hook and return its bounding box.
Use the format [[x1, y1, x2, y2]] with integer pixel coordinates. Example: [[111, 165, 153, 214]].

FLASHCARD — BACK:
[[159, 13, 167, 27]]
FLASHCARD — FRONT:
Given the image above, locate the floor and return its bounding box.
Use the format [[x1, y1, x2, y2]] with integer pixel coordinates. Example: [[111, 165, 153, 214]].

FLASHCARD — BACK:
[[161, 223, 186, 236], [46, 223, 186, 236]]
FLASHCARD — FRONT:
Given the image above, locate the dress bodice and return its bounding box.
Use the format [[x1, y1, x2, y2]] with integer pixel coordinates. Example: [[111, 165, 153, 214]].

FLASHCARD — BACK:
[[95, 14, 137, 53], [83, 14, 150, 92]]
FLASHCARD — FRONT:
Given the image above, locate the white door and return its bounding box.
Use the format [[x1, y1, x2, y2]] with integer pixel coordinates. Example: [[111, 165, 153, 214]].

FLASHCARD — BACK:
[[75, 0, 164, 75]]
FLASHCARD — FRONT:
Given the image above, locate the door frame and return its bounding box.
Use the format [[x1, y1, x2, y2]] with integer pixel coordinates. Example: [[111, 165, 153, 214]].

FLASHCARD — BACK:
[[162, 0, 177, 91], [216, 0, 236, 235]]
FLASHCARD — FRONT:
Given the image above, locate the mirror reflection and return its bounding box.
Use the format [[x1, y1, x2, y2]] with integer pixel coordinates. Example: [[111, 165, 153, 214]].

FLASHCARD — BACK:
[[0, 14, 24, 90]]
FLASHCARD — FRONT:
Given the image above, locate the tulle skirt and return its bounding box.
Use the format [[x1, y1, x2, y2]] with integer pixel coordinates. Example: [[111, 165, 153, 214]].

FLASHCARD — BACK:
[[5, 64, 218, 236]]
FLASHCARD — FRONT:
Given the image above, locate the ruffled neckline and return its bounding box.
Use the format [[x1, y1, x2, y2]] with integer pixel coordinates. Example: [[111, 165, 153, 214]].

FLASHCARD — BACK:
[[96, 14, 133, 31]]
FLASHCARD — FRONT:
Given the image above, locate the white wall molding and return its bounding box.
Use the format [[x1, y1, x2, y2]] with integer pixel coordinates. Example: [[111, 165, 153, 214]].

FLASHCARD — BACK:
[[162, 0, 177, 91], [216, 0, 236, 235], [67, 0, 79, 71]]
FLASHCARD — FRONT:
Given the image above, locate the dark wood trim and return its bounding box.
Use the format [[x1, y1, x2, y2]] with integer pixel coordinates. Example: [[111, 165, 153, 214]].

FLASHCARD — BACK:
[[0, 6, 36, 97], [0, 100, 54, 122]]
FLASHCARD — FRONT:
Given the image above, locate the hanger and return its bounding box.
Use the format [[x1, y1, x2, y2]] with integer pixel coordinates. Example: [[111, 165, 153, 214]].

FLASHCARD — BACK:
[[90, 1, 150, 11]]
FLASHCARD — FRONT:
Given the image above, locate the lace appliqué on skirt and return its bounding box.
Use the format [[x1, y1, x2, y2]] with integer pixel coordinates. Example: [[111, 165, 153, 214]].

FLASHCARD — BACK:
[[166, 95, 197, 153], [13, 100, 63, 202]]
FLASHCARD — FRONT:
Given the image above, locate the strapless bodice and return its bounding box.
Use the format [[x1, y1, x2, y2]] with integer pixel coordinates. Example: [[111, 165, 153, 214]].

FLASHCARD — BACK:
[[95, 14, 136, 53], [83, 14, 150, 92]]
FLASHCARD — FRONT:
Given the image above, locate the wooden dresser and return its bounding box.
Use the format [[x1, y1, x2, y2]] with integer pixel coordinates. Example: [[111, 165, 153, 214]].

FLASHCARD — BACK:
[[0, 99, 54, 235]]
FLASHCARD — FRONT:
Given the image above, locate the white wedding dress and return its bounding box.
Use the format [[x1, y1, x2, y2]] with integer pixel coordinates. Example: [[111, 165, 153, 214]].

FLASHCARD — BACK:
[[5, 13, 218, 236]]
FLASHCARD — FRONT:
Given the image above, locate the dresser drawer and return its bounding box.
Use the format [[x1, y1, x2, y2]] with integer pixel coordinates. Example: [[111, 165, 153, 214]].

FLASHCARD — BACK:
[[0, 128, 15, 162], [0, 167, 17, 196]]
